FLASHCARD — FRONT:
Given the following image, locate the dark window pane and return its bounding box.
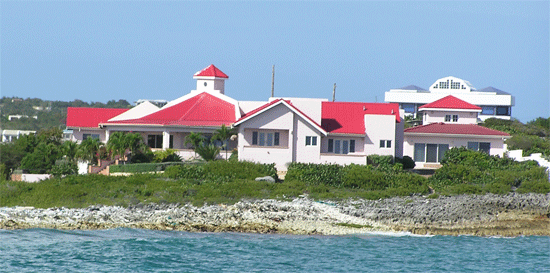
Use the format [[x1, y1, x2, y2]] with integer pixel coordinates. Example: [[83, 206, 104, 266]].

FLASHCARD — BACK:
[[274, 132, 279, 146], [481, 106, 494, 115], [426, 144, 438, 162], [387, 140, 391, 148], [414, 143, 425, 162], [328, 139, 334, 152], [349, 140, 355, 153], [267, 133, 273, 146], [334, 140, 341, 154], [496, 106, 510, 116], [259, 133, 265, 146], [468, 142, 478, 151], [438, 144, 449, 162], [402, 104, 415, 113], [380, 140, 385, 148], [479, 142, 490, 154], [169, 135, 174, 149], [306, 136, 311, 146], [312, 136, 317, 146], [342, 140, 349, 154], [252, 132, 258, 145]]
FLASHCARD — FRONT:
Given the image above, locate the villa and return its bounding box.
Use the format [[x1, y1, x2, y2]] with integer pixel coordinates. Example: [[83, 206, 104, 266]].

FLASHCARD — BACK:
[[66, 65, 403, 170], [403, 95, 510, 168], [384, 76, 514, 121]]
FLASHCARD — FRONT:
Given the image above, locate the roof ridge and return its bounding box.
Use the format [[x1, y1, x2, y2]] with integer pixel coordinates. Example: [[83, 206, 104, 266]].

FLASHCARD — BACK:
[[178, 93, 206, 121]]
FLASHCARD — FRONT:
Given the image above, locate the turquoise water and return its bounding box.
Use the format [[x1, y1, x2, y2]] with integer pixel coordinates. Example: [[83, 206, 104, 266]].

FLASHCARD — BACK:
[[1, 229, 549, 272]]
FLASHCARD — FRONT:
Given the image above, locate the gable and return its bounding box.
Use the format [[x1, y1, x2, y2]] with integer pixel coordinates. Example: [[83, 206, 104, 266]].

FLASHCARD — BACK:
[[419, 95, 481, 111], [404, 123, 509, 137]]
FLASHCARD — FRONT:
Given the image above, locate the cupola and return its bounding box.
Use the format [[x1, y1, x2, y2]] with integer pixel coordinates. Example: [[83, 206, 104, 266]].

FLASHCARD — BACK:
[[193, 64, 229, 94]]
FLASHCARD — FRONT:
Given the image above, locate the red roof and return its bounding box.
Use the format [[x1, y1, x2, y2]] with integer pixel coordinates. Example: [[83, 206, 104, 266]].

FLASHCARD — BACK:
[[321, 102, 401, 135], [419, 95, 481, 110], [193, 64, 228, 78], [404, 123, 510, 136], [103, 92, 236, 127], [66, 107, 129, 128]]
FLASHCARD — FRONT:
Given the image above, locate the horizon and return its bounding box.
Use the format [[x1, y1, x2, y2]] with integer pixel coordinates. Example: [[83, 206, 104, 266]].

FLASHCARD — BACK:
[[2, 1, 548, 123]]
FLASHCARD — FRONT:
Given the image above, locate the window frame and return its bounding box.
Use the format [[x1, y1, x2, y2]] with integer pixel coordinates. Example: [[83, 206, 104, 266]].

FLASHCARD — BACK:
[[251, 131, 282, 147]]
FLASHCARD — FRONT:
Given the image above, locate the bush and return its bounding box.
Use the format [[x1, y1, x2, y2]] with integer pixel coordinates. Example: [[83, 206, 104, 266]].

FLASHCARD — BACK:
[[398, 156, 415, 169], [163, 161, 277, 182], [342, 164, 386, 190], [516, 180, 550, 194], [285, 163, 343, 186], [110, 162, 186, 173], [367, 155, 393, 167], [195, 144, 220, 161], [51, 161, 78, 177]]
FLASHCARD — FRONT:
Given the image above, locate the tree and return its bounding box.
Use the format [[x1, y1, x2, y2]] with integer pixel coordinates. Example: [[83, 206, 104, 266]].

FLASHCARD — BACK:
[[106, 132, 127, 161], [61, 141, 79, 162], [123, 132, 149, 162], [184, 132, 204, 157], [76, 137, 102, 163], [195, 143, 220, 161], [213, 124, 236, 160]]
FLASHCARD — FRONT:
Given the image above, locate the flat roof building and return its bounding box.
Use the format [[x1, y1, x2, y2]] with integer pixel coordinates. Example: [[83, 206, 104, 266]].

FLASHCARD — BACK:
[[384, 76, 514, 121]]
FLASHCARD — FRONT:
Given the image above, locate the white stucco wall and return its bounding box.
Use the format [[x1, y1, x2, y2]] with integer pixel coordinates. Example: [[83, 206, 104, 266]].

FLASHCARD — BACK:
[[364, 114, 397, 157], [422, 110, 479, 125]]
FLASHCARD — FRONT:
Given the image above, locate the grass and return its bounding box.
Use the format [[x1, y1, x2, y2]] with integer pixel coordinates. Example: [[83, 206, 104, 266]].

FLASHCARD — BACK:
[[0, 173, 430, 208]]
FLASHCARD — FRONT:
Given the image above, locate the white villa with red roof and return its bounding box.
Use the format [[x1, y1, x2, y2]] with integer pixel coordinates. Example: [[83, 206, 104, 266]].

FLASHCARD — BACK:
[[385, 76, 514, 121], [403, 95, 510, 168], [66, 65, 404, 170]]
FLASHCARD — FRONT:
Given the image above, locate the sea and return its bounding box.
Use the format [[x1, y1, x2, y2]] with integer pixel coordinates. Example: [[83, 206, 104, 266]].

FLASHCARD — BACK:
[[0, 229, 548, 272]]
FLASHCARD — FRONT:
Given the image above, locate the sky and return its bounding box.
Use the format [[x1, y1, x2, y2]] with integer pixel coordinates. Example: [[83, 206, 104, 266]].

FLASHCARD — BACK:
[[1, 1, 548, 123]]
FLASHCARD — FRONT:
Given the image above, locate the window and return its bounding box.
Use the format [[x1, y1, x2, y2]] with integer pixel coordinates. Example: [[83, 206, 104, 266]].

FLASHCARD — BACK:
[[439, 80, 449, 89], [451, 80, 461, 89], [496, 106, 510, 116], [402, 103, 415, 113], [252, 131, 280, 147], [414, 143, 449, 163], [481, 106, 495, 115], [83, 134, 100, 140], [328, 138, 356, 154], [445, 115, 458, 122], [468, 142, 490, 154], [380, 140, 391, 148], [306, 136, 317, 146], [148, 135, 163, 148], [147, 135, 173, 149]]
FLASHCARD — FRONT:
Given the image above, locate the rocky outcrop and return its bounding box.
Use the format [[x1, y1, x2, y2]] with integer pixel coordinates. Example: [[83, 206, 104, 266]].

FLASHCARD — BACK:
[[1, 193, 549, 236]]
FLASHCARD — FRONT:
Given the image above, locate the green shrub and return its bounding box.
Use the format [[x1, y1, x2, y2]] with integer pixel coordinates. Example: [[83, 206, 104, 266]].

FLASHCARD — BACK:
[[398, 156, 416, 169], [516, 180, 550, 194], [285, 162, 343, 186], [110, 162, 186, 173], [195, 143, 220, 161], [342, 164, 387, 190], [51, 161, 78, 177], [367, 155, 394, 167], [484, 182, 512, 195]]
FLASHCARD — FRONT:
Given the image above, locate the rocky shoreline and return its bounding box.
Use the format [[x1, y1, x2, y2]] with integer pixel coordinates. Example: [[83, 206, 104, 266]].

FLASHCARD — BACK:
[[1, 193, 549, 236]]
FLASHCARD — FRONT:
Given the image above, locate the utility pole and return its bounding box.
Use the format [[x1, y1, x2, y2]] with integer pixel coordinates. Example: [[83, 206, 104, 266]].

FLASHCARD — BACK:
[[332, 83, 336, 102], [271, 65, 275, 97]]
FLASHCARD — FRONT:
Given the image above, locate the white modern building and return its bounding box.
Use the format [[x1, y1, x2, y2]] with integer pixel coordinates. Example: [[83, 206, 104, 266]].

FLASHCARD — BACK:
[[385, 76, 514, 121]]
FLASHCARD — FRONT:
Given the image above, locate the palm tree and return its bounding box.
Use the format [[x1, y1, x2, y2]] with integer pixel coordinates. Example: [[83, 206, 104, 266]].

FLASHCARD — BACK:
[[123, 132, 148, 162], [76, 137, 102, 164], [213, 124, 236, 160], [184, 132, 204, 157], [61, 141, 79, 162], [106, 132, 126, 162]]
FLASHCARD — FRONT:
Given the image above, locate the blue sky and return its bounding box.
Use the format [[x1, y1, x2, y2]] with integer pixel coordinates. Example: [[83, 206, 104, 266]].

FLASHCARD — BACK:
[[2, 1, 548, 123]]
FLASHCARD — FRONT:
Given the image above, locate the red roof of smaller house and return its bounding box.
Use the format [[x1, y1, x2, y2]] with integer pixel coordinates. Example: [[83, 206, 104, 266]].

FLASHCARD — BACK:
[[103, 92, 236, 127], [193, 64, 229, 78], [419, 95, 481, 110], [321, 102, 400, 135], [66, 107, 129, 128], [404, 123, 510, 136]]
